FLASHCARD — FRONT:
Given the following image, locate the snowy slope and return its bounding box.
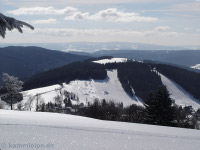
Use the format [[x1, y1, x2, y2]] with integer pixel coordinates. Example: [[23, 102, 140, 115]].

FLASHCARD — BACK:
[[191, 64, 200, 70], [19, 84, 61, 111], [64, 70, 143, 106], [19, 69, 142, 111], [159, 73, 200, 110], [0, 109, 200, 150], [93, 58, 128, 64]]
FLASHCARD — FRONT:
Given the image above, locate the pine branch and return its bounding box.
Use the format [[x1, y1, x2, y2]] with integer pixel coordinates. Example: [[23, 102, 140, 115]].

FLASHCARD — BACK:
[[0, 13, 34, 38]]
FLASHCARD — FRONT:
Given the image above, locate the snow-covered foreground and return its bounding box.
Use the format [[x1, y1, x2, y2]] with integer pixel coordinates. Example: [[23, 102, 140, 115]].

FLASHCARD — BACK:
[[160, 73, 200, 110], [0, 109, 200, 150], [20, 70, 142, 111]]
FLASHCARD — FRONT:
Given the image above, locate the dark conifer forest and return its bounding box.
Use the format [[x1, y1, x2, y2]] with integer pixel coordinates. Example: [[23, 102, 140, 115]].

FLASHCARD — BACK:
[[23, 61, 107, 90]]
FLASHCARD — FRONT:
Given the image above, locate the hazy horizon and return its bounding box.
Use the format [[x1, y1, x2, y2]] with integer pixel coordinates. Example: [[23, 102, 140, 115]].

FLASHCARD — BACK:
[[0, 0, 200, 49]]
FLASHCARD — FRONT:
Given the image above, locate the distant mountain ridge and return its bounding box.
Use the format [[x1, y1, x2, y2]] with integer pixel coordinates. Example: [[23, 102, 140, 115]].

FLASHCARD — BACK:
[[1, 44, 200, 68], [70, 50, 200, 67], [0, 46, 91, 84], [1, 42, 199, 52]]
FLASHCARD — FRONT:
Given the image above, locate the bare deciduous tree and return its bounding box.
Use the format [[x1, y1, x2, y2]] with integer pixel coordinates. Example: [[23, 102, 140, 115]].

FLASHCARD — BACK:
[[24, 95, 35, 111]]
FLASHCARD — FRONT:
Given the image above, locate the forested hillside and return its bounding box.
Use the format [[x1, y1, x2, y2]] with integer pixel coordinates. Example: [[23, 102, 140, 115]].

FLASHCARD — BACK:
[[0, 46, 90, 84], [23, 59, 200, 102], [23, 60, 161, 101], [92, 50, 200, 67], [23, 62, 107, 90]]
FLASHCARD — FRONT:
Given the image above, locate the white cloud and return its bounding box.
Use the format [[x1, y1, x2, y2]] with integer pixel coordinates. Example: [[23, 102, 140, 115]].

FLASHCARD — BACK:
[[66, 12, 90, 20], [154, 26, 170, 32], [197, 29, 200, 32], [65, 8, 158, 22], [144, 26, 176, 37], [32, 19, 58, 24], [8, 7, 77, 15], [184, 27, 193, 31], [8, 7, 158, 22]]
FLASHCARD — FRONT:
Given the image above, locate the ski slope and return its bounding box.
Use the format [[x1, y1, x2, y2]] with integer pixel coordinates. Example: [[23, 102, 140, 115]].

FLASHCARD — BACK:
[[0, 109, 200, 150], [19, 69, 142, 111], [159, 73, 200, 110], [64, 69, 142, 106]]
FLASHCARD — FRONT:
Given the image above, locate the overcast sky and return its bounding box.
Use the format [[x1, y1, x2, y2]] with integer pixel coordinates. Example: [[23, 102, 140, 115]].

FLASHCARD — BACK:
[[0, 0, 200, 47]]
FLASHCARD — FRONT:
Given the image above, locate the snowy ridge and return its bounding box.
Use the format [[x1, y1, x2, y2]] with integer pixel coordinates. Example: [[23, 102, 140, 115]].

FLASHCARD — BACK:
[[191, 64, 200, 70], [19, 69, 142, 111], [159, 73, 200, 110], [0, 109, 200, 150], [93, 58, 128, 64]]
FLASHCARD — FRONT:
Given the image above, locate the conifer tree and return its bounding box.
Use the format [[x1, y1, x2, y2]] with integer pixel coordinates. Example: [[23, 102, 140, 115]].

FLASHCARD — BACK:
[[0, 13, 34, 38], [144, 86, 175, 126], [1, 73, 23, 110]]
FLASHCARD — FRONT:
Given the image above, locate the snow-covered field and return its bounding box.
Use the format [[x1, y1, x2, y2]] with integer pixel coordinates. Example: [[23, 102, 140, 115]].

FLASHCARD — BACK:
[[0, 109, 200, 150], [159, 73, 200, 110], [191, 64, 200, 70]]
